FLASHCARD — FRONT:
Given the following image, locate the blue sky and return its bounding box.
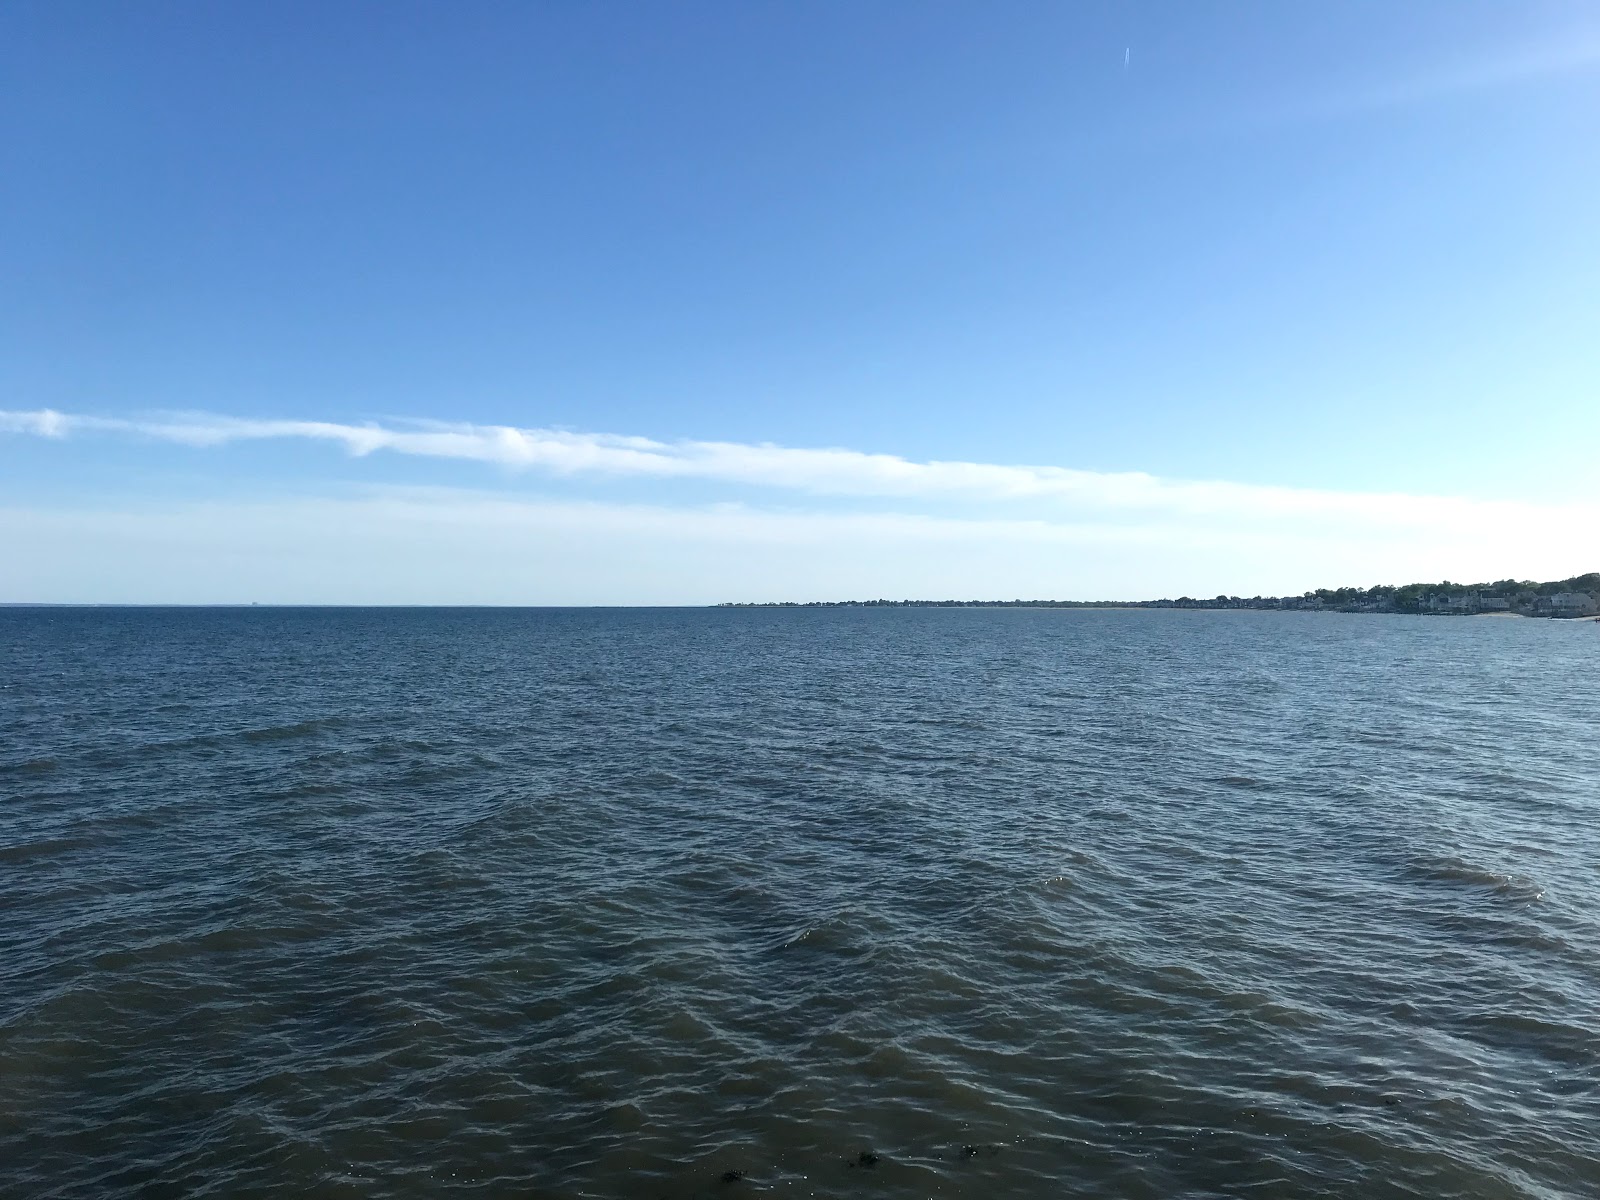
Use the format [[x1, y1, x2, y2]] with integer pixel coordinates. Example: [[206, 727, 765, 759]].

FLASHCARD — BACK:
[[3, 1, 1597, 603]]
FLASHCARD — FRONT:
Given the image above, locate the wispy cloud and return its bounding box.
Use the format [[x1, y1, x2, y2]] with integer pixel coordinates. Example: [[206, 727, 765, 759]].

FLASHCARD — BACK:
[[1338, 31, 1600, 113], [4, 408, 1594, 542], [0, 409, 72, 437], [1280, 28, 1600, 131], [1212, 26, 1600, 137]]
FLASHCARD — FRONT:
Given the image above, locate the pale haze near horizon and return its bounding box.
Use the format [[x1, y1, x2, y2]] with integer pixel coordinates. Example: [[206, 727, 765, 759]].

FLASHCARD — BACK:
[[2, 1, 1597, 604]]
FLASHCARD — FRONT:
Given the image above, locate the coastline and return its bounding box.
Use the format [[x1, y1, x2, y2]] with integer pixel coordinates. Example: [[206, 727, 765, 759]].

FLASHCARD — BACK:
[[720, 572, 1600, 618]]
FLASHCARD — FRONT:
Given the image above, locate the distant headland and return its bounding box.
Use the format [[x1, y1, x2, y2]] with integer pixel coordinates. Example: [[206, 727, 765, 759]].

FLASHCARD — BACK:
[[719, 572, 1600, 618]]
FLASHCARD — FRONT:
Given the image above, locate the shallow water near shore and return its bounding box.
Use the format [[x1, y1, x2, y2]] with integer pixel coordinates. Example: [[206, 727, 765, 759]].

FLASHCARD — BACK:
[[3, 606, 1598, 1198]]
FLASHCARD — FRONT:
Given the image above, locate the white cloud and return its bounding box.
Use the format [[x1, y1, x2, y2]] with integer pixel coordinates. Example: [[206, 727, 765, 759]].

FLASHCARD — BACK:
[[0, 408, 70, 437], [1, 408, 1594, 602], [3, 407, 1595, 541]]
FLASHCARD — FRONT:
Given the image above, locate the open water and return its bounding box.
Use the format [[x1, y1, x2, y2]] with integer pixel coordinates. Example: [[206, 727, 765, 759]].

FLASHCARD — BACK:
[[3, 606, 1598, 1198]]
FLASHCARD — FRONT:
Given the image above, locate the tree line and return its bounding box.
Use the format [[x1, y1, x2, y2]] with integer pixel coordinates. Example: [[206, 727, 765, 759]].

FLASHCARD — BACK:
[[719, 572, 1600, 611]]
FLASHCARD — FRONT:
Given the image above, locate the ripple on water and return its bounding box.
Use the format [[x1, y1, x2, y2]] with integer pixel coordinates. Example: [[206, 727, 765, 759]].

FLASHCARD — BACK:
[[1403, 854, 1548, 904]]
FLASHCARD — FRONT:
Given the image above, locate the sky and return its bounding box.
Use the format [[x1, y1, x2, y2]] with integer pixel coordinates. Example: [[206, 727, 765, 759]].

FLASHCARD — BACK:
[[3, 0, 1597, 604]]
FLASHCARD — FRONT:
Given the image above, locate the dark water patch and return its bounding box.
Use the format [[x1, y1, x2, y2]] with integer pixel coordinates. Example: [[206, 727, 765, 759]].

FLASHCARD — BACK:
[[1212, 774, 1268, 789], [239, 716, 350, 744], [0, 755, 60, 776], [0, 833, 93, 864]]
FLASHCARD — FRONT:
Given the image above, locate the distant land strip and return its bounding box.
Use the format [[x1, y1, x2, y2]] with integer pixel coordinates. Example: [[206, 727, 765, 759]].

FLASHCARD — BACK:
[[720, 572, 1600, 618]]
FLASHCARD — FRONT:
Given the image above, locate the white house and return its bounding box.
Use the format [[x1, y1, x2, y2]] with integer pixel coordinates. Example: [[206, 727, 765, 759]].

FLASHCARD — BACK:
[[1550, 592, 1598, 617]]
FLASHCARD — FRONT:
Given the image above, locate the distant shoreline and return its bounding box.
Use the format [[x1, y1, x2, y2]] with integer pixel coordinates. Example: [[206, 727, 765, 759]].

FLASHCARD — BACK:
[[719, 573, 1600, 619], [716, 603, 1595, 619]]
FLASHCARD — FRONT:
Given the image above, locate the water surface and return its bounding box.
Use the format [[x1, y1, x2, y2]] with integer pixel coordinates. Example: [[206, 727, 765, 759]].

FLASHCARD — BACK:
[[3, 607, 1598, 1198]]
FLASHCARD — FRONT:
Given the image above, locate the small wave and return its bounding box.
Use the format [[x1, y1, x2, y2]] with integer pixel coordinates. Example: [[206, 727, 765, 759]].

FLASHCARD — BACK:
[[239, 717, 344, 743], [1404, 856, 1546, 903], [0, 835, 90, 864], [0, 757, 60, 776], [77, 717, 346, 767], [774, 915, 873, 959], [1416, 910, 1570, 952]]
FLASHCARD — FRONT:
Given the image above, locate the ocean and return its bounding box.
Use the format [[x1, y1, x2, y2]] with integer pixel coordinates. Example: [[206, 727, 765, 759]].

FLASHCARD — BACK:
[[3, 606, 1597, 1198]]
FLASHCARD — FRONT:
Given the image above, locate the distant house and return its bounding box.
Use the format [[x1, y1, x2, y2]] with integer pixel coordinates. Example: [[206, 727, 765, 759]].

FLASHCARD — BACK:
[[1479, 596, 1511, 611], [1423, 592, 1481, 614], [1549, 592, 1598, 617]]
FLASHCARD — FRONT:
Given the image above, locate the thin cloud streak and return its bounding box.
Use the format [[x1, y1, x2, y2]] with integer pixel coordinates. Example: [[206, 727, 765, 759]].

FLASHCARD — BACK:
[[1341, 31, 1600, 112], [3, 407, 1597, 540], [1208, 28, 1600, 138]]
